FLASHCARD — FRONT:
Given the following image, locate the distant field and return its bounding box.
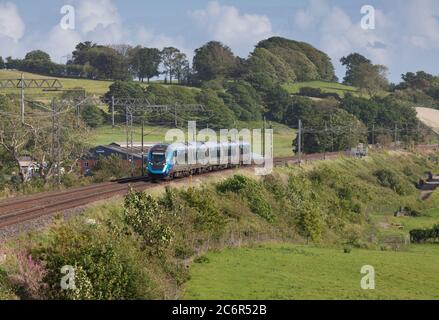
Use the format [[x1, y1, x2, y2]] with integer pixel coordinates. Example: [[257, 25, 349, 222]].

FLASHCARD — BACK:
[[0, 69, 114, 99], [284, 81, 363, 98], [184, 243, 439, 300], [0, 70, 197, 101]]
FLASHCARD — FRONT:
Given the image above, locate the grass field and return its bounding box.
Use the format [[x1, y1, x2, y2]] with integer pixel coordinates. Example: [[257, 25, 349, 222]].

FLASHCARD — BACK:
[[0, 69, 114, 99], [184, 243, 439, 300], [372, 207, 439, 238], [0, 70, 197, 101], [283, 81, 363, 98], [185, 188, 439, 301]]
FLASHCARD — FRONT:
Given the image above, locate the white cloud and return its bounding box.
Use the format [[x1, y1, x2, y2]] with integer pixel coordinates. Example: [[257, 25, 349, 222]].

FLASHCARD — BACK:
[[77, 0, 120, 34], [293, 0, 439, 81], [33, 0, 184, 63], [0, 2, 25, 42], [294, 1, 389, 66], [191, 1, 273, 56], [44, 26, 82, 63], [294, 0, 330, 30]]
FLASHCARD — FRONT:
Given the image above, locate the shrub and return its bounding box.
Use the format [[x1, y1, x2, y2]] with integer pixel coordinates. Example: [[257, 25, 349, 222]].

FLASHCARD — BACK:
[[299, 87, 322, 97], [33, 223, 156, 300], [374, 169, 410, 195], [286, 175, 323, 242], [123, 190, 174, 253], [410, 225, 439, 243], [180, 187, 226, 232], [217, 175, 274, 223], [4, 249, 47, 299]]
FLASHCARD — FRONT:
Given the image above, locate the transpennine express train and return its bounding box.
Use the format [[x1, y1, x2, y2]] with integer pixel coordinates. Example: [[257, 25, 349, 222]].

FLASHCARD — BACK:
[[147, 142, 252, 179]]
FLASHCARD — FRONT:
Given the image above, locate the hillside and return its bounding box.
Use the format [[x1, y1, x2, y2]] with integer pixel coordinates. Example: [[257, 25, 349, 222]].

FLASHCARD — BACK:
[[3, 151, 439, 299], [0, 70, 197, 100]]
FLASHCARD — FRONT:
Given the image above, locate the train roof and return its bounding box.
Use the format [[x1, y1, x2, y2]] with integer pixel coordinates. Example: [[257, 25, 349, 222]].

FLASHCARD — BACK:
[[150, 141, 251, 152]]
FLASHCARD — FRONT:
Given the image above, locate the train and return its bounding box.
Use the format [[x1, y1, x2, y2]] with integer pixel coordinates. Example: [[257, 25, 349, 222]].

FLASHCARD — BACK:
[[147, 141, 253, 179]]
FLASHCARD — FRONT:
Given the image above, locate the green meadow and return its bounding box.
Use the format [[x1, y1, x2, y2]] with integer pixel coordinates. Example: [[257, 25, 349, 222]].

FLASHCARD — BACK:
[[284, 80, 363, 98], [184, 243, 439, 300]]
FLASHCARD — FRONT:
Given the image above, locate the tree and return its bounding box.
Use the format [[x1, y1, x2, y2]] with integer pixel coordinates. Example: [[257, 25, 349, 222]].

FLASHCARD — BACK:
[[173, 52, 189, 84], [128, 47, 161, 83], [0, 56, 5, 69], [196, 89, 235, 128], [193, 41, 237, 81], [225, 80, 264, 121], [161, 47, 181, 84], [340, 53, 371, 85], [0, 96, 88, 183], [399, 71, 438, 91], [69, 43, 130, 80], [263, 84, 291, 123], [243, 47, 296, 86], [352, 63, 389, 97], [81, 105, 105, 128], [25, 50, 51, 62], [290, 98, 367, 153], [104, 81, 145, 114], [91, 154, 130, 182]]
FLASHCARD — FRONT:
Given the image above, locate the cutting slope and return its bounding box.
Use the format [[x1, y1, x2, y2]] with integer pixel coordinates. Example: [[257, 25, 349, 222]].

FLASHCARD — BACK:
[[416, 107, 439, 133]]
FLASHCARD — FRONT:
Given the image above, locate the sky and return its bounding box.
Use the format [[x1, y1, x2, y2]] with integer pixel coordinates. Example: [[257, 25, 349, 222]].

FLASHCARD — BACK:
[[1, 0, 439, 83]]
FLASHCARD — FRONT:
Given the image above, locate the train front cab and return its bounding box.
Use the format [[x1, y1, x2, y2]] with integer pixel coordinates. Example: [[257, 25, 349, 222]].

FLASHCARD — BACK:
[[147, 144, 172, 179]]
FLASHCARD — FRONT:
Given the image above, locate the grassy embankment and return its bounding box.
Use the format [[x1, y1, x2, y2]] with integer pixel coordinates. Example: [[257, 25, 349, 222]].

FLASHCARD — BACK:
[[2, 150, 439, 299]]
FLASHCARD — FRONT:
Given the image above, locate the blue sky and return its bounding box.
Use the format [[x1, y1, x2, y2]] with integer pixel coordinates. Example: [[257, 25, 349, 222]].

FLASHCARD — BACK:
[[1, 0, 439, 82]]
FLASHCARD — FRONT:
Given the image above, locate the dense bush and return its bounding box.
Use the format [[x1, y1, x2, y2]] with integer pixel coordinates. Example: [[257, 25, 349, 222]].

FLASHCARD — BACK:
[[33, 223, 157, 300], [410, 225, 439, 243], [373, 169, 411, 195], [124, 190, 174, 253], [217, 175, 274, 223]]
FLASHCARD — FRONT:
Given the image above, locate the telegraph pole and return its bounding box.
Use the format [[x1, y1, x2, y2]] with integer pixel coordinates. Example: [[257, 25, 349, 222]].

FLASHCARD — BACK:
[[174, 104, 178, 127], [130, 114, 134, 176], [111, 96, 115, 128], [125, 105, 129, 161], [324, 121, 328, 159], [51, 99, 61, 185], [263, 116, 266, 159], [372, 123, 375, 145], [20, 73, 25, 124], [141, 120, 145, 176], [298, 119, 302, 164]]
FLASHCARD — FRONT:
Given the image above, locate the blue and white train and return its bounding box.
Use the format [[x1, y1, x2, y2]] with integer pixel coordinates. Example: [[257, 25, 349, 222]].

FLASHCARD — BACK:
[[147, 142, 252, 179]]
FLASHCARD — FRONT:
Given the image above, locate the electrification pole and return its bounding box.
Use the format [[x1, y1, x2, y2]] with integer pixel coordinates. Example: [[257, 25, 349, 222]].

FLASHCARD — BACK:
[[20, 73, 25, 125], [298, 119, 302, 164], [141, 120, 145, 177], [112, 96, 115, 128]]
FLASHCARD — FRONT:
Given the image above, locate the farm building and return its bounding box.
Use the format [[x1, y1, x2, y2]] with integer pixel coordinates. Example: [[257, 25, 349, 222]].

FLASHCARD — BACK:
[[78, 142, 156, 175]]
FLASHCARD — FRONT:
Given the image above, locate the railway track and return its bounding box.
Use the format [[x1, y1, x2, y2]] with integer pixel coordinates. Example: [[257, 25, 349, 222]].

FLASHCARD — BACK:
[[1, 145, 438, 230], [0, 177, 153, 229]]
